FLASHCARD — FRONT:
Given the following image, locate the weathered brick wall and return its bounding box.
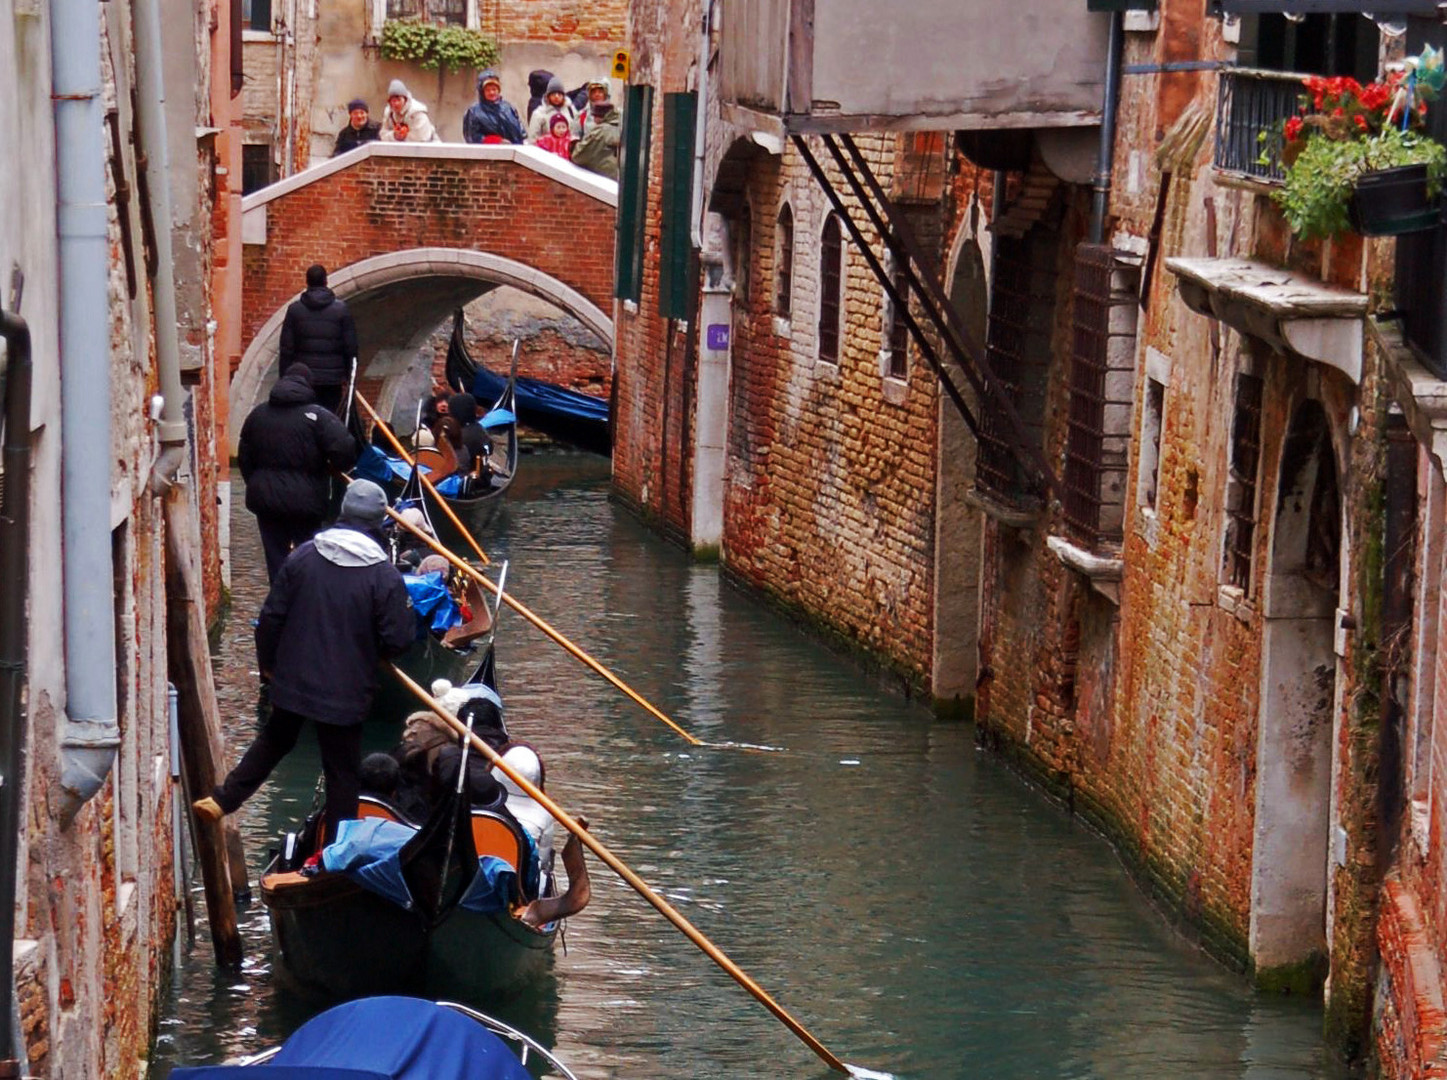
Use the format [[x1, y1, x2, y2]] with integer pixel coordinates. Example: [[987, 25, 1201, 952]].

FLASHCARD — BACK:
[[485, 0, 624, 45], [240, 153, 615, 349]]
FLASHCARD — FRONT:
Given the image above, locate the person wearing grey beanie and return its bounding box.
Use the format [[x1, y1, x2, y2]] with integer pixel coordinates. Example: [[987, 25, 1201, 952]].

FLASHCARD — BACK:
[[379, 78, 439, 143], [526, 74, 580, 141], [193, 477, 414, 840]]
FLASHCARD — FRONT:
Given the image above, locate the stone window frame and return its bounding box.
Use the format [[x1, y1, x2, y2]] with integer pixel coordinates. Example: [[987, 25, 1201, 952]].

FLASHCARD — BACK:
[[730, 199, 753, 305], [1407, 452, 1445, 851], [773, 201, 794, 325], [1137, 346, 1171, 519], [816, 210, 844, 366], [878, 246, 909, 389]]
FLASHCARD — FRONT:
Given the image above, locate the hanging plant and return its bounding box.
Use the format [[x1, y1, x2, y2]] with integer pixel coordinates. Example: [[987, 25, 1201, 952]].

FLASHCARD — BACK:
[[379, 20, 498, 73], [1262, 47, 1447, 240]]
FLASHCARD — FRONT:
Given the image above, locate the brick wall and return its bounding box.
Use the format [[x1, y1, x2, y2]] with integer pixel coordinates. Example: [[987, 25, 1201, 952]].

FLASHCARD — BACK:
[[483, 0, 624, 45], [240, 153, 615, 350]]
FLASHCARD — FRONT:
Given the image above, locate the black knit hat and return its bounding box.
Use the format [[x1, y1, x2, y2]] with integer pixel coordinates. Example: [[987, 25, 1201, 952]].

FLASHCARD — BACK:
[[346, 98, 368, 112]]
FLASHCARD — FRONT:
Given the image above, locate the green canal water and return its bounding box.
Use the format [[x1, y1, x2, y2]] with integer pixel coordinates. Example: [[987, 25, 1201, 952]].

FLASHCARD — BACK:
[[150, 452, 1345, 1079]]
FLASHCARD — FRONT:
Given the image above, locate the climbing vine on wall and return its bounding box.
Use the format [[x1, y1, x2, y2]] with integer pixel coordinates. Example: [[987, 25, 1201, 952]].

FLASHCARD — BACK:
[[379, 20, 499, 73]]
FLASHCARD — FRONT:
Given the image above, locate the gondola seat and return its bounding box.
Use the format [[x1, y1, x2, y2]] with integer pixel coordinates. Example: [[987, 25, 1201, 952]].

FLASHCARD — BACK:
[[471, 810, 525, 872], [414, 441, 458, 483], [358, 794, 420, 829]]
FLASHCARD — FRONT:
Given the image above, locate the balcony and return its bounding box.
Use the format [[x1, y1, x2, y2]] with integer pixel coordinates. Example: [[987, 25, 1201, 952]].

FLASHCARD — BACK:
[[1213, 68, 1307, 183], [717, 0, 1109, 135]]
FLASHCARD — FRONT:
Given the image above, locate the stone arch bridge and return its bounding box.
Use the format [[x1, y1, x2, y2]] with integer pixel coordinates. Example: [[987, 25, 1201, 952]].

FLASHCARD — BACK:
[[234, 142, 617, 449]]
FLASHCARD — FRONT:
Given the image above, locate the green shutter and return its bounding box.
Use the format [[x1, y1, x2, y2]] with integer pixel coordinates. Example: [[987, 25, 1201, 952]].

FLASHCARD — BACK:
[[657, 92, 698, 321], [615, 84, 653, 303]]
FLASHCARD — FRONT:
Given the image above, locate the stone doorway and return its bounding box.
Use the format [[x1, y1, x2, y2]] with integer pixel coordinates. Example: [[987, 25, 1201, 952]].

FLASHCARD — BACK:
[[1250, 397, 1341, 984]]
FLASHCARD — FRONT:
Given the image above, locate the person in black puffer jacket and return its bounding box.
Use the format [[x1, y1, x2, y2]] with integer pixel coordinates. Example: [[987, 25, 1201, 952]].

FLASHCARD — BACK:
[[446, 392, 493, 476], [278, 264, 360, 416], [238, 363, 359, 579]]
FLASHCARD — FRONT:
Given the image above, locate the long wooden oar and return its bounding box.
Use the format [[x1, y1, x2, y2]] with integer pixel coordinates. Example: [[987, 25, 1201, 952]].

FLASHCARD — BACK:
[[353, 390, 492, 567], [379, 497, 704, 747], [387, 664, 855, 1075]]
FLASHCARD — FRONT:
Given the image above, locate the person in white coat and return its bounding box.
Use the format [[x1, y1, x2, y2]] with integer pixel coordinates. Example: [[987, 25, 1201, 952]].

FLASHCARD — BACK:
[[379, 79, 439, 143]]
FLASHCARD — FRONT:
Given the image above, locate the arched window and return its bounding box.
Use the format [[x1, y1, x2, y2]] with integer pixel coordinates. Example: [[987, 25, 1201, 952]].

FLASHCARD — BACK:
[[774, 203, 794, 318], [817, 212, 842, 364]]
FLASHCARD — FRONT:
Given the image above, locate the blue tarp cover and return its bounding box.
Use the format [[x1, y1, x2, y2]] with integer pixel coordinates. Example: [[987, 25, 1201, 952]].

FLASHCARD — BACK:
[[320, 818, 417, 909], [402, 571, 460, 635], [168, 996, 533, 1079], [457, 855, 520, 914]]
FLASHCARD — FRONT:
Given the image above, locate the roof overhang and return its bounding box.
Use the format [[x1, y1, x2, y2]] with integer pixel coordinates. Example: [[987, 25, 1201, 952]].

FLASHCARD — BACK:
[[1166, 257, 1367, 384]]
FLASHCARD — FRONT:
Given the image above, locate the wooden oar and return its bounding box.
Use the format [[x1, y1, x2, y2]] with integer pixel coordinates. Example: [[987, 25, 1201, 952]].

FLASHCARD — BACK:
[[353, 390, 493, 567], [379, 497, 704, 747], [387, 664, 852, 1075]]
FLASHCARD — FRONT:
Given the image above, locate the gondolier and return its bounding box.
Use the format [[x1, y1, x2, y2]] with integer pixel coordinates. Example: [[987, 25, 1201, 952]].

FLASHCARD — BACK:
[[194, 479, 415, 840], [278, 264, 359, 417]]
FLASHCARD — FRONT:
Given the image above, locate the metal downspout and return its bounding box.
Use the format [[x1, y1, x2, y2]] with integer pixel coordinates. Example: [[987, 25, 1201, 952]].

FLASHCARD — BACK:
[[51, 0, 121, 825], [689, 0, 710, 248], [135, 0, 191, 486], [1089, 10, 1124, 245], [0, 309, 33, 1067]]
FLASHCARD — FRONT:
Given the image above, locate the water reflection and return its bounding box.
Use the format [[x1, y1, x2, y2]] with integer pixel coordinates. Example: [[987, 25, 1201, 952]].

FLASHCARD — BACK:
[[152, 451, 1342, 1079]]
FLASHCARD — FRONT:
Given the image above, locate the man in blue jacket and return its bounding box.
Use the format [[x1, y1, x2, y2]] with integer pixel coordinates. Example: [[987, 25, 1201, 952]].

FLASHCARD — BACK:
[[194, 479, 415, 840], [462, 70, 525, 145]]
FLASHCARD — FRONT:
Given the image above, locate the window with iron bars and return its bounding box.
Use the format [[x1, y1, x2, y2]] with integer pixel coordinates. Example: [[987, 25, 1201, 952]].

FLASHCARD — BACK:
[[1223, 371, 1265, 593], [818, 213, 842, 364], [1214, 13, 1377, 182], [975, 227, 1056, 505], [1062, 245, 1141, 549]]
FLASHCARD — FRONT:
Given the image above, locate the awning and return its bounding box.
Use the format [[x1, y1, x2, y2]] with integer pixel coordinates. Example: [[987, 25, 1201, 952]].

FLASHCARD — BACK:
[[1166, 257, 1367, 384]]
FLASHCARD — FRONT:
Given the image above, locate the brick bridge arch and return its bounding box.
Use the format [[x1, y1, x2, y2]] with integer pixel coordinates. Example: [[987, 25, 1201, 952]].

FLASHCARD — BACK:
[[234, 143, 617, 448]]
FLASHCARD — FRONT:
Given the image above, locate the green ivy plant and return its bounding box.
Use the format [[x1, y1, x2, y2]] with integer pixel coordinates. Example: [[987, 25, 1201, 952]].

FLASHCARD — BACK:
[[1276, 126, 1447, 240], [379, 20, 498, 73]]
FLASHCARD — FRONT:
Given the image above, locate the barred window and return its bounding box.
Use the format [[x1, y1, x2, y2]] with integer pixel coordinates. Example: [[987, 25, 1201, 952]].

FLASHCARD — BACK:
[[774, 204, 794, 318], [818, 212, 842, 364], [1223, 371, 1265, 592]]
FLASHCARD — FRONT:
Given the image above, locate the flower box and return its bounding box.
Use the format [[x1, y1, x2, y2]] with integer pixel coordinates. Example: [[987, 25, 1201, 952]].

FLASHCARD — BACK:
[[1348, 164, 1442, 236]]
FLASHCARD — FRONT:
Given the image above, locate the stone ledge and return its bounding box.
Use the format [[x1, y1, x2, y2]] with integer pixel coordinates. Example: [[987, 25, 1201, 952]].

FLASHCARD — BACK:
[[1046, 534, 1123, 605], [1374, 317, 1447, 474], [1167, 256, 1366, 384], [965, 486, 1041, 530]]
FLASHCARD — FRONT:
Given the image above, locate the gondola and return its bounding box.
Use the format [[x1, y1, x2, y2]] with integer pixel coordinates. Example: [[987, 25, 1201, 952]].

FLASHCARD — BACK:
[[167, 995, 579, 1079], [444, 311, 611, 457], [260, 644, 565, 1000]]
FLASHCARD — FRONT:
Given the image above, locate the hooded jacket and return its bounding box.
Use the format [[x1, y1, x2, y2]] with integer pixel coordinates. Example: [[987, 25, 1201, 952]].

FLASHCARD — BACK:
[[526, 76, 580, 140], [238, 369, 358, 521], [256, 523, 415, 725], [572, 106, 621, 180], [446, 392, 492, 470], [379, 82, 439, 143], [526, 69, 554, 122], [463, 70, 525, 145], [278, 286, 359, 387]]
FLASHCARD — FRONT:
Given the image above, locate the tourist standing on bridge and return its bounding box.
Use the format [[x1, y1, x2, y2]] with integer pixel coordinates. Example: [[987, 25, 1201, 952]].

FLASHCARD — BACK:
[[379, 79, 439, 143], [332, 98, 380, 156], [238, 362, 359, 580], [573, 100, 620, 180], [463, 70, 525, 145], [527, 75, 580, 140], [278, 264, 359, 417], [193, 479, 415, 843], [533, 113, 575, 161]]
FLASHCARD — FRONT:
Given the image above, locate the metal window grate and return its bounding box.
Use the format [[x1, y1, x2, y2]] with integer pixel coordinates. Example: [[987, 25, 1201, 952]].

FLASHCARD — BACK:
[[976, 235, 1037, 499], [818, 213, 841, 362], [1214, 68, 1307, 182], [385, 0, 465, 22], [1224, 372, 1265, 592], [775, 204, 794, 317], [1062, 245, 1115, 545], [887, 263, 908, 376]]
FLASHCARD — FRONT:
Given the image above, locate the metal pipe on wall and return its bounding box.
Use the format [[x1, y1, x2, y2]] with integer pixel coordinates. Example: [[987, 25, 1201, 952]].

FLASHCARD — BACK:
[[0, 309, 34, 1065], [1088, 10, 1124, 245], [51, 0, 121, 826]]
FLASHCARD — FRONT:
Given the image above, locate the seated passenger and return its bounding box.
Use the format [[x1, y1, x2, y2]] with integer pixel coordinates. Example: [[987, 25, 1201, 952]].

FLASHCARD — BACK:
[[359, 751, 429, 824], [492, 745, 555, 881], [446, 393, 493, 475]]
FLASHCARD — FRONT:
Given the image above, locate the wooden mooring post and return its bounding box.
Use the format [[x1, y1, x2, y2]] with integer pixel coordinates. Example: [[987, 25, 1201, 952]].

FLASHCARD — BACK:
[[163, 490, 243, 968]]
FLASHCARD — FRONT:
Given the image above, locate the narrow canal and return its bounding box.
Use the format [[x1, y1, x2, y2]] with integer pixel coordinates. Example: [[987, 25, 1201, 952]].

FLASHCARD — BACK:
[[151, 453, 1343, 1079]]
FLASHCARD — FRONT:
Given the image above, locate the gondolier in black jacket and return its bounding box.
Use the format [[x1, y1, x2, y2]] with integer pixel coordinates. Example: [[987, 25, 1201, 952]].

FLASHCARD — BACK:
[[194, 479, 416, 842], [278, 264, 359, 417], [238, 362, 359, 580]]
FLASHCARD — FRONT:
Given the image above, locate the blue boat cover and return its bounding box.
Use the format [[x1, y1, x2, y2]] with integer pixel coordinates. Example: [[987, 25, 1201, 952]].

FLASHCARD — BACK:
[[168, 996, 534, 1079], [353, 444, 410, 487], [481, 407, 516, 429], [402, 571, 460, 635], [471, 369, 608, 426], [320, 818, 418, 909], [457, 855, 520, 914]]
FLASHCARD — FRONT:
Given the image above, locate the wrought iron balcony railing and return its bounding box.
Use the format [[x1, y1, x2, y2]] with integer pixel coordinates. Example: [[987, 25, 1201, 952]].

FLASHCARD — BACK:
[[1214, 68, 1309, 183]]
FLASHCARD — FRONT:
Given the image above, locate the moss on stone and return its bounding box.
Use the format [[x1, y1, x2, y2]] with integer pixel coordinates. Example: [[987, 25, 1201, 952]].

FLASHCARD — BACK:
[[1255, 953, 1328, 996], [690, 542, 720, 564]]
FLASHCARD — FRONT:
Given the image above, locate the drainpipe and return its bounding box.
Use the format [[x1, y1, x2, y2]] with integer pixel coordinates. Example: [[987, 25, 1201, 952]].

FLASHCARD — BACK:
[[135, 0, 191, 490], [1088, 10, 1124, 245], [0, 308, 33, 1067], [689, 0, 711, 248], [51, 0, 121, 825]]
